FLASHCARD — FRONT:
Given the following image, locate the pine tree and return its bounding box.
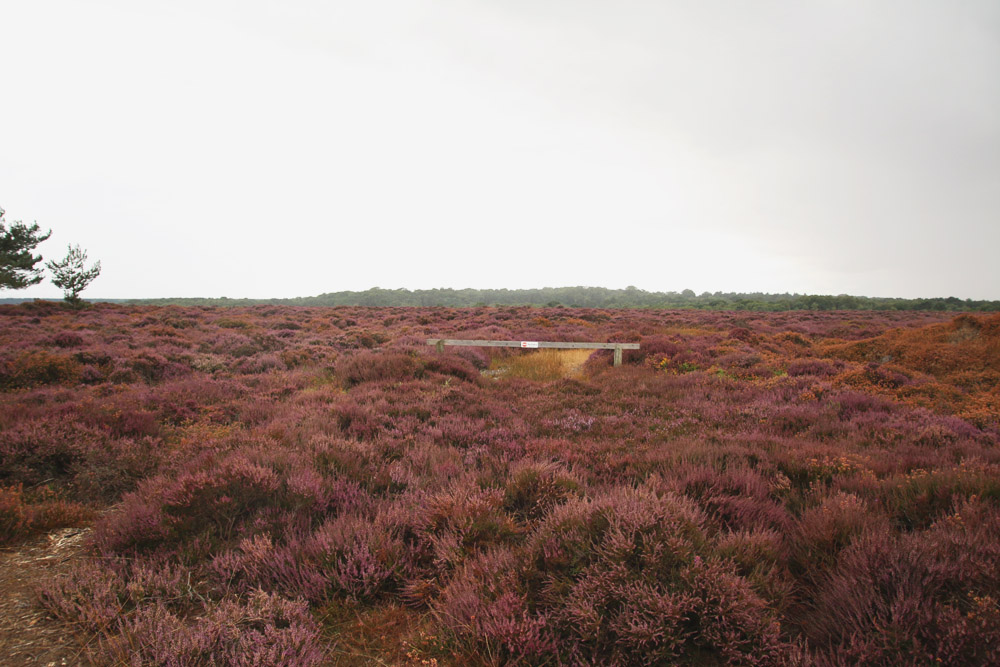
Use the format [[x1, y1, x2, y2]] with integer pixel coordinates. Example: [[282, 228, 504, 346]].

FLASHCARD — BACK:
[[46, 244, 102, 304], [0, 206, 51, 289]]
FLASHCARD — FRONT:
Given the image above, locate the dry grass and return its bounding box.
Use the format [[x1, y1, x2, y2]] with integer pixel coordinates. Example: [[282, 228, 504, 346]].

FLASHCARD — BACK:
[[489, 349, 594, 381], [319, 600, 459, 666]]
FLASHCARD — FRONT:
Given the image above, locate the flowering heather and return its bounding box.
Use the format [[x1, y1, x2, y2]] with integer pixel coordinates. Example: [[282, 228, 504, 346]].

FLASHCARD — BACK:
[[1, 303, 998, 665]]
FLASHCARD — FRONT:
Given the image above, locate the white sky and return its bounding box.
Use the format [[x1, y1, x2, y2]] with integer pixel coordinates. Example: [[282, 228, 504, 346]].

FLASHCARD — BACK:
[[2, 0, 998, 300]]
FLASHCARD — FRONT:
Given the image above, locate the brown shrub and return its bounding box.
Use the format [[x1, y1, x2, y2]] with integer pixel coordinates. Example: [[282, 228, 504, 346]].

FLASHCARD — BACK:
[[2, 350, 82, 387]]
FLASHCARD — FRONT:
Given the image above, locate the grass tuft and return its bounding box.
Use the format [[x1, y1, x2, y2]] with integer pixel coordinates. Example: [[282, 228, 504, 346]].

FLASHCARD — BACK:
[[489, 349, 593, 381]]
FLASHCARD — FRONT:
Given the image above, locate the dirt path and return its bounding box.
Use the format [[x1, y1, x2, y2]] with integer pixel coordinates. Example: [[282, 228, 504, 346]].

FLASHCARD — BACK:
[[559, 349, 595, 378], [0, 528, 92, 666]]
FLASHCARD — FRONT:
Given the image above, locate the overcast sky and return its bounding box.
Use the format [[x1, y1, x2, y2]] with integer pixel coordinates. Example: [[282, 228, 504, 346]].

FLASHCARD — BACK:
[[2, 0, 998, 300]]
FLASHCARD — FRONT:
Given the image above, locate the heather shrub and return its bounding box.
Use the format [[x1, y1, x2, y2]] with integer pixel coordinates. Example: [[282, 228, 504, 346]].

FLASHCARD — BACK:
[[285, 462, 369, 516], [87, 402, 162, 439], [434, 548, 558, 663], [216, 317, 253, 329], [838, 361, 915, 390], [101, 591, 324, 667], [386, 483, 520, 605], [79, 363, 106, 383], [337, 350, 423, 386], [655, 348, 704, 374], [52, 330, 85, 347], [729, 326, 755, 342], [673, 558, 789, 664], [453, 345, 490, 370], [312, 437, 400, 495], [502, 460, 581, 522], [211, 533, 329, 602], [323, 390, 374, 428], [130, 351, 187, 383], [422, 352, 481, 383], [40, 557, 195, 633], [920, 499, 1000, 592], [95, 444, 373, 558], [785, 359, 840, 377], [677, 465, 792, 533], [93, 493, 172, 555], [96, 454, 281, 556], [1, 349, 82, 387], [235, 352, 287, 374], [5, 304, 1000, 663], [0, 419, 100, 489], [11, 491, 92, 540], [806, 506, 1000, 666], [385, 441, 465, 491], [208, 332, 264, 357], [3, 299, 65, 317], [280, 347, 314, 368], [0, 484, 84, 543], [349, 328, 389, 349], [791, 492, 888, 574], [307, 512, 404, 600], [441, 487, 790, 664], [623, 334, 682, 365], [41, 563, 141, 634], [582, 347, 614, 373], [0, 484, 29, 541], [881, 463, 1000, 530], [191, 353, 228, 373], [714, 529, 795, 612], [524, 486, 706, 606], [72, 436, 164, 502], [714, 351, 772, 379], [834, 390, 895, 420]]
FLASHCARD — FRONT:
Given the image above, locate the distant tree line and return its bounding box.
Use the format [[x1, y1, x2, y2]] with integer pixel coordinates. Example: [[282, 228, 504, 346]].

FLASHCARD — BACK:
[[123, 286, 1000, 311]]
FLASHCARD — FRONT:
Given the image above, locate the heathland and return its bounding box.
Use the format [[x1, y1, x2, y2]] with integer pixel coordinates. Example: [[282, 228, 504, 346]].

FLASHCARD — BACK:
[[1, 303, 998, 665]]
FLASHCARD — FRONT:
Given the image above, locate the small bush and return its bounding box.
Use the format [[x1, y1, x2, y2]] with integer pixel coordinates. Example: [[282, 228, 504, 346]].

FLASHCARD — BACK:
[[786, 359, 840, 377], [438, 487, 790, 663], [623, 335, 682, 365], [0, 484, 93, 544], [337, 351, 423, 387], [94, 454, 281, 557], [0, 484, 30, 541], [791, 492, 888, 574], [96, 589, 325, 667], [502, 460, 581, 522], [216, 317, 253, 329], [308, 513, 404, 600], [2, 350, 82, 387], [422, 353, 480, 383], [806, 507, 1000, 666], [52, 331, 85, 347]]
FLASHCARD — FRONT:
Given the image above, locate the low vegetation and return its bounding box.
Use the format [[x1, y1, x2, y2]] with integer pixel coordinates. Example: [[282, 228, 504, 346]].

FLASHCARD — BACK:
[[1, 303, 997, 665]]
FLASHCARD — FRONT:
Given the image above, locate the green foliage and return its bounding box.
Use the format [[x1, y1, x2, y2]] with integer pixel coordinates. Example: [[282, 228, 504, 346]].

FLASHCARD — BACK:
[[125, 286, 1000, 311], [46, 244, 101, 303], [0, 206, 51, 290]]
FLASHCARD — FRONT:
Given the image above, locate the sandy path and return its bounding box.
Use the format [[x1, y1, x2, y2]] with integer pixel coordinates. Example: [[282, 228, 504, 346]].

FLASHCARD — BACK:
[[0, 528, 92, 666], [559, 349, 596, 377]]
